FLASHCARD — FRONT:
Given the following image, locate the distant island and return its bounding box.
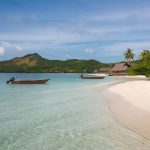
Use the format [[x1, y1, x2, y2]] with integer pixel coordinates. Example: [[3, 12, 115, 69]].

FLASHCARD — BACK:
[[0, 49, 149, 76], [0, 53, 111, 73]]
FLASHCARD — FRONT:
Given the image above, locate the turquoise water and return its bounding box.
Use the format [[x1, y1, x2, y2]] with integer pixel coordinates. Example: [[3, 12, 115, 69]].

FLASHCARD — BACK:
[[0, 73, 150, 150]]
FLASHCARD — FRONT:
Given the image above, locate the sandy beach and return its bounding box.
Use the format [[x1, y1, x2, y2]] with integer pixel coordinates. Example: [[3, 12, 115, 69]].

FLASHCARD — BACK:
[[104, 80, 150, 140]]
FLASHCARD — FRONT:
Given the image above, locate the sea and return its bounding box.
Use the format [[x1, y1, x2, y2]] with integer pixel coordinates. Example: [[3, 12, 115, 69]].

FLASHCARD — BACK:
[[0, 73, 150, 150]]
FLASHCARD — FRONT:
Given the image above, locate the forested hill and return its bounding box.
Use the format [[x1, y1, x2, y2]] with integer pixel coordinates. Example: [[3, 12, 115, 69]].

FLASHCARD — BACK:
[[0, 53, 111, 73]]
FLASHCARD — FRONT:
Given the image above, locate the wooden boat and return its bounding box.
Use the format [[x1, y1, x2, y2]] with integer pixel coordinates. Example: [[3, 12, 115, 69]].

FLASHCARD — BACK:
[[7, 78, 49, 84], [80, 73, 106, 79]]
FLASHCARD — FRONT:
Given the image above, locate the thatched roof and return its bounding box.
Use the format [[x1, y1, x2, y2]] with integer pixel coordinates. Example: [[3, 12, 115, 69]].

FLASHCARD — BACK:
[[111, 63, 129, 72]]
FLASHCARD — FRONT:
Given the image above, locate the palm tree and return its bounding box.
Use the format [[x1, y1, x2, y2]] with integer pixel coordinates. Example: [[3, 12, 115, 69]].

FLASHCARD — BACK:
[[140, 50, 150, 60], [124, 48, 135, 65]]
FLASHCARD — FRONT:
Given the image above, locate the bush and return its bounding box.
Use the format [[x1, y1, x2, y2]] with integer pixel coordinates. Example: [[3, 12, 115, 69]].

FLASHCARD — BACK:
[[128, 51, 150, 76]]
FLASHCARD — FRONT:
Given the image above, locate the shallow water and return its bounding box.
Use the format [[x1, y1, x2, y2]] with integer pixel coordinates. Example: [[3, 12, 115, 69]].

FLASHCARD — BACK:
[[0, 73, 150, 150]]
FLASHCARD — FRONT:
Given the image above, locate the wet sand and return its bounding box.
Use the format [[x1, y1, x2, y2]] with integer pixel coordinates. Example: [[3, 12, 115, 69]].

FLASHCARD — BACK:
[[103, 80, 150, 140]]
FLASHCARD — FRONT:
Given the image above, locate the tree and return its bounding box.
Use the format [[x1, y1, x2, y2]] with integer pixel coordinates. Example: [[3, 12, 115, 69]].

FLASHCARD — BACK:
[[128, 50, 150, 77], [124, 48, 135, 64], [140, 50, 150, 60]]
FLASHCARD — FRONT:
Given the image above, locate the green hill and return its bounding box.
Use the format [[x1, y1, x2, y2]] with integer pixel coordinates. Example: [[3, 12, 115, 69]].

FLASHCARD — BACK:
[[0, 53, 111, 73]]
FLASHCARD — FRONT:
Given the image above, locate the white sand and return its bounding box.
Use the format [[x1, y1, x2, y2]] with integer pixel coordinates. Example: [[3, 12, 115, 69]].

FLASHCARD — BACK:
[[109, 80, 150, 113], [105, 80, 150, 139], [114, 75, 146, 79]]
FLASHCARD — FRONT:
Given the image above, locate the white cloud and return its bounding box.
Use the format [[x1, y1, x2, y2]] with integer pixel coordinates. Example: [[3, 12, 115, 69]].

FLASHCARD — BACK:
[[14, 46, 22, 51], [87, 8, 150, 22], [1, 41, 22, 50], [65, 54, 71, 58], [0, 41, 22, 55], [1, 8, 150, 44], [1, 41, 10, 47], [0, 8, 150, 59], [85, 49, 94, 53], [99, 41, 150, 57], [0, 46, 5, 56], [110, 41, 150, 52]]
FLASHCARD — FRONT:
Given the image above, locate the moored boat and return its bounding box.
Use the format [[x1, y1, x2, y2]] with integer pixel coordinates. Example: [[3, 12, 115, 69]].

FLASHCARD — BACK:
[[80, 73, 106, 79], [7, 77, 49, 84]]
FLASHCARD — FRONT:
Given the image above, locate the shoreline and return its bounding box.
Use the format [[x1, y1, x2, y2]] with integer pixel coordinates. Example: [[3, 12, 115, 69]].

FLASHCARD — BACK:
[[99, 77, 150, 140]]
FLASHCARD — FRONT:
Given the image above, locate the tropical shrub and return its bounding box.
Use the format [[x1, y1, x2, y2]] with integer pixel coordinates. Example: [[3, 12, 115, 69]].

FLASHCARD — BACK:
[[128, 50, 150, 76]]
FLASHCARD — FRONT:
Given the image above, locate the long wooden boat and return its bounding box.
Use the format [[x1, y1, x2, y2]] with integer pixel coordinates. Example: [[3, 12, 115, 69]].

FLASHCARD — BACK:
[[80, 74, 106, 79], [10, 79, 49, 84]]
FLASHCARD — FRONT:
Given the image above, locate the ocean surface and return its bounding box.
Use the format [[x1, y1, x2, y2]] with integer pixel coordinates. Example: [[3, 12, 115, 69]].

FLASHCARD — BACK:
[[0, 73, 150, 150]]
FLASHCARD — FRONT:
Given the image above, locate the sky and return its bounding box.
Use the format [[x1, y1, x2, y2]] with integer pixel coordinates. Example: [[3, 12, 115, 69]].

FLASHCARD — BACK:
[[0, 0, 150, 62]]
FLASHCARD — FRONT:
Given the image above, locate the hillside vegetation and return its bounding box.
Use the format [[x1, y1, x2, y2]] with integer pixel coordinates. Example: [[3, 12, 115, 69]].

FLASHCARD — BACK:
[[0, 53, 111, 73]]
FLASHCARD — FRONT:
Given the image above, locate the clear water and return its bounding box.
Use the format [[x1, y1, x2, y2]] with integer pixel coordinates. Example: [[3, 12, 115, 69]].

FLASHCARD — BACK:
[[0, 73, 150, 150]]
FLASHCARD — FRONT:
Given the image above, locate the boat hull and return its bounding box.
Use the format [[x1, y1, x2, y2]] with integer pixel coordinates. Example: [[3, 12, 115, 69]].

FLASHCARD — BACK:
[[11, 79, 49, 84], [80, 74, 106, 79], [81, 76, 105, 79]]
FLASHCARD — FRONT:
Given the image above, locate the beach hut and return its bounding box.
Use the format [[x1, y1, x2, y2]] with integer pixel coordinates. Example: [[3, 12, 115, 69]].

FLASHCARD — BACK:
[[110, 63, 131, 75]]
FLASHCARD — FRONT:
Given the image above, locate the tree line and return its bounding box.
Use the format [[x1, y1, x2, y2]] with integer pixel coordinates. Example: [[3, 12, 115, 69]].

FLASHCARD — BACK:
[[124, 48, 150, 77]]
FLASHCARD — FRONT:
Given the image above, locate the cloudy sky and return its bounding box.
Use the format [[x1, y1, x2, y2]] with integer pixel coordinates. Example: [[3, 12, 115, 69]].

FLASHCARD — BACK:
[[0, 0, 150, 62]]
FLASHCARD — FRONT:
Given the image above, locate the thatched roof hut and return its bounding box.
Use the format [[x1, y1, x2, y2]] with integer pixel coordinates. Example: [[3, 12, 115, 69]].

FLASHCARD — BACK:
[[110, 63, 131, 75]]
